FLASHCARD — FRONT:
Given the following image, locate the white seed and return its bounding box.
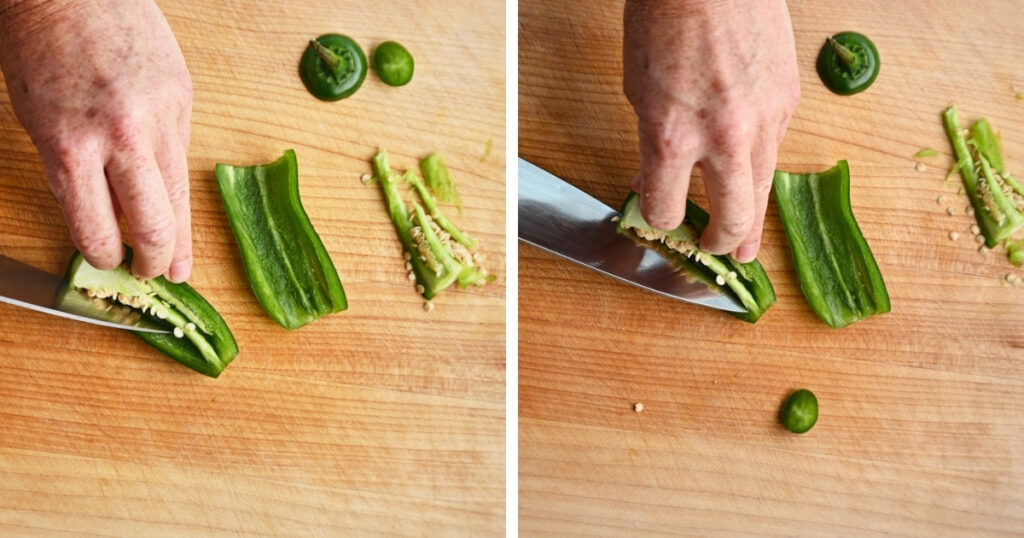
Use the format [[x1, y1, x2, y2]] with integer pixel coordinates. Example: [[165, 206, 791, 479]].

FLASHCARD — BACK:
[[173, 327, 184, 338], [937, 195, 946, 205], [727, 271, 737, 280], [415, 284, 425, 294], [970, 224, 980, 235], [978, 245, 987, 255], [404, 261, 413, 271], [634, 402, 644, 413], [966, 207, 975, 216], [610, 216, 620, 222], [403, 251, 412, 261], [715, 275, 726, 286], [423, 301, 434, 312], [949, 231, 959, 241], [407, 271, 416, 281], [1006, 273, 1016, 282], [360, 173, 372, 184], [946, 207, 956, 216], [155, 309, 167, 319], [185, 322, 196, 332], [974, 234, 985, 244], [915, 162, 927, 173]]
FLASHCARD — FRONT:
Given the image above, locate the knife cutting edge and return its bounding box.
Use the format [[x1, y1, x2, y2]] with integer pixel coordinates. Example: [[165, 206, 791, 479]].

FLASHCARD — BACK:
[[518, 158, 745, 313], [0, 254, 170, 334]]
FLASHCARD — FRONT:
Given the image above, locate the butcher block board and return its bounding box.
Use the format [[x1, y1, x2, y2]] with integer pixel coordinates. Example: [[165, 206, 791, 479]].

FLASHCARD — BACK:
[[520, 0, 1024, 535], [0, 0, 504, 535]]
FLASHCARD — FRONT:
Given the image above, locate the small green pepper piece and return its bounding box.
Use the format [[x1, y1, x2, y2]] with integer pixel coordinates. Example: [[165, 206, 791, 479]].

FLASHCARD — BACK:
[[816, 32, 880, 95], [773, 161, 890, 328], [617, 192, 776, 323], [943, 106, 1024, 247], [300, 34, 368, 101], [61, 247, 239, 378], [1006, 240, 1024, 267], [216, 150, 348, 330], [780, 389, 818, 434], [419, 152, 463, 211], [372, 41, 414, 86]]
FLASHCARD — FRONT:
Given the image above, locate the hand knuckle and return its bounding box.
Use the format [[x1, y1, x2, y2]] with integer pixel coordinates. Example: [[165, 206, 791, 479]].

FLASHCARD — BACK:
[[135, 221, 176, 248], [166, 181, 190, 208]]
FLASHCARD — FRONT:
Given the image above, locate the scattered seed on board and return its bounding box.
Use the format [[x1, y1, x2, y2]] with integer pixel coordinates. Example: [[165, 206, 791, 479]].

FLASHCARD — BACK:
[[975, 235, 985, 244], [416, 284, 425, 294], [403, 251, 412, 261], [978, 245, 987, 254], [634, 402, 644, 413], [404, 261, 413, 271], [360, 173, 372, 184], [1006, 273, 1017, 283], [966, 207, 975, 216], [946, 207, 956, 216], [173, 327, 184, 338], [970, 224, 980, 235], [423, 301, 434, 312], [915, 162, 927, 173], [937, 195, 946, 205], [407, 271, 416, 281], [949, 231, 959, 241]]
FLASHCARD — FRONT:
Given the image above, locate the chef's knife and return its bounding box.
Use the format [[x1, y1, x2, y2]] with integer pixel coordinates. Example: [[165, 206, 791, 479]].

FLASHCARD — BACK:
[[0, 254, 170, 333], [518, 158, 745, 313]]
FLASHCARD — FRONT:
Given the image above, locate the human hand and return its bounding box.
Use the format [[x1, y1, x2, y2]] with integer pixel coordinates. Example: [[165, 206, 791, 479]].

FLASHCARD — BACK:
[[0, 0, 193, 281], [623, 0, 800, 262]]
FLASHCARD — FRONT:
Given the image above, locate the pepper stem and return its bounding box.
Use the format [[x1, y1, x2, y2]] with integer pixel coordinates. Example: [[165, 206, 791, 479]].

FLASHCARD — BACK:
[[309, 38, 343, 74], [826, 36, 861, 73]]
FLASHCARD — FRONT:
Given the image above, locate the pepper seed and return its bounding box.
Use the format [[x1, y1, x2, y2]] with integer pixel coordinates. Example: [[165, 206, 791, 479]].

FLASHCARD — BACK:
[[970, 224, 980, 235], [423, 301, 434, 312], [937, 195, 946, 205], [949, 231, 959, 241], [173, 327, 184, 338], [407, 271, 416, 281], [715, 275, 725, 286], [915, 162, 927, 173], [946, 207, 956, 216], [634, 402, 644, 413]]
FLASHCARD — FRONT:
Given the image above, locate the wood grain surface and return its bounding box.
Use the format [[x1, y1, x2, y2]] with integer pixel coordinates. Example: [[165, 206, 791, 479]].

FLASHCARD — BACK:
[[519, 0, 1024, 535], [0, 0, 505, 535]]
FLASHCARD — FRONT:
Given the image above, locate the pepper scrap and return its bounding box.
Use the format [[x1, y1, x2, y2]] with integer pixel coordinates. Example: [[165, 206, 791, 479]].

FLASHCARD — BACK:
[[370, 149, 493, 299], [299, 34, 368, 101], [372, 40, 415, 87], [773, 160, 890, 328], [617, 192, 776, 323], [943, 106, 1024, 247], [816, 32, 880, 95], [216, 150, 347, 330], [61, 248, 238, 377]]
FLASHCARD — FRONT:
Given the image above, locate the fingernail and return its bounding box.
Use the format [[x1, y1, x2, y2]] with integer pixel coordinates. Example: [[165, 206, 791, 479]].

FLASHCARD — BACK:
[[733, 243, 759, 263], [167, 259, 192, 283]]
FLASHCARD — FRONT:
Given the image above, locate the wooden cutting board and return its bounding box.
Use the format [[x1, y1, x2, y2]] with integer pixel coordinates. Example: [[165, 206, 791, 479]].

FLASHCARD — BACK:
[[520, 0, 1024, 535], [0, 0, 504, 535]]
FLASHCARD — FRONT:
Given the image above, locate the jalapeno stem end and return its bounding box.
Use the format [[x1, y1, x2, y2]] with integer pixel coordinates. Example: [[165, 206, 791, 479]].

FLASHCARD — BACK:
[[310, 38, 343, 74], [826, 36, 860, 73]]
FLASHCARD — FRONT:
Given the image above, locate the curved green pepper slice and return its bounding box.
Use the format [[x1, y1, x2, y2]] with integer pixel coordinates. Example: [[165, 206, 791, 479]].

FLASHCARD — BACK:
[[300, 34, 368, 101], [372, 41, 415, 86], [816, 32, 879, 95], [216, 150, 348, 329], [61, 247, 239, 378], [773, 160, 890, 328], [617, 192, 776, 323]]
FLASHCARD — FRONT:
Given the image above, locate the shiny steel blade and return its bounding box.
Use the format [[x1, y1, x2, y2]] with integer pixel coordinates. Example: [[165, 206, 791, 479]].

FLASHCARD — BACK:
[[0, 254, 170, 333], [518, 158, 745, 313]]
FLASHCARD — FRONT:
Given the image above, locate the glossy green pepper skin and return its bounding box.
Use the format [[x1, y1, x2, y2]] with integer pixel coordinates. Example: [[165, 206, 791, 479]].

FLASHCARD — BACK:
[[780, 389, 818, 434], [816, 32, 879, 95], [61, 247, 239, 378], [300, 34, 367, 101], [216, 150, 348, 329], [773, 161, 890, 328], [372, 41, 414, 86], [618, 192, 776, 323]]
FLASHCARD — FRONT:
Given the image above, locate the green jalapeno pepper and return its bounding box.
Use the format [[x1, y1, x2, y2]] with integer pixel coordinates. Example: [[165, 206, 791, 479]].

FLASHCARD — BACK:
[[216, 150, 348, 329], [816, 32, 880, 95], [300, 34, 368, 101], [780, 389, 818, 434], [943, 106, 1024, 247], [371, 149, 492, 299], [617, 192, 776, 323], [773, 161, 890, 328], [61, 247, 239, 378], [372, 41, 415, 87]]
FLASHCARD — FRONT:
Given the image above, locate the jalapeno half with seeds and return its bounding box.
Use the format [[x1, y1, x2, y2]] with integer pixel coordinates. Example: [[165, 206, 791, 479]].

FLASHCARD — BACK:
[[816, 31, 879, 95], [300, 34, 368, 101]]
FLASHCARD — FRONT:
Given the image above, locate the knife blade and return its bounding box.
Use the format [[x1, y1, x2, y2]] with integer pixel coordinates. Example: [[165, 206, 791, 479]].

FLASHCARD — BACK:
[[0, 254, 170, 333], [518, 158, 745, 313]]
